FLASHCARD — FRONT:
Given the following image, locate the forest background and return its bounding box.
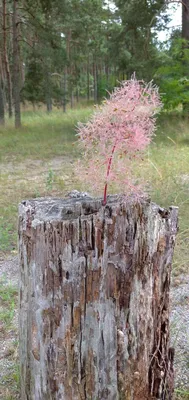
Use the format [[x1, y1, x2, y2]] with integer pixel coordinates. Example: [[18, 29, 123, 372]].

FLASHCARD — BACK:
[[0, 0, 189, 127]]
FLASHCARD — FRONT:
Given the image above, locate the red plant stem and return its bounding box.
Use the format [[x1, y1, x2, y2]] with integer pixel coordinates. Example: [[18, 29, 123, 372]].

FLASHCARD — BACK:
[[103, 141, 117, 205]]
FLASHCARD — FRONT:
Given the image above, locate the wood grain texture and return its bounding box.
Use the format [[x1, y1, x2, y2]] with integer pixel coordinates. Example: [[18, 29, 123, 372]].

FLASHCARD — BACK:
[[18, 196, 178, 400]]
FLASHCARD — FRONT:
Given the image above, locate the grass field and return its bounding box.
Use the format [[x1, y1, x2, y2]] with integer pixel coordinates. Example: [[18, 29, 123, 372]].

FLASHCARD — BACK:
[[0, 108, 188, 273], [0, 108, 91, 253], [0, 107, 189, 399]]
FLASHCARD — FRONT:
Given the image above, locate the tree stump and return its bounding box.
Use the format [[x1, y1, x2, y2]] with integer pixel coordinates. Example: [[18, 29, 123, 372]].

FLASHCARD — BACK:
[[18, 195, 178, 400]]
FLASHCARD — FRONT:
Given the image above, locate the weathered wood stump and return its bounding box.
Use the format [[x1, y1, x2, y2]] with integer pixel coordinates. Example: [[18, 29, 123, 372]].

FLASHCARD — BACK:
[[19, 195, 178, 400]]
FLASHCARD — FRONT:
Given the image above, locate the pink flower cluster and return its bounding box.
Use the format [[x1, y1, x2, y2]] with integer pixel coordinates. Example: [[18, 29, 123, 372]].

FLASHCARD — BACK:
[[76, 76, 162, 204]]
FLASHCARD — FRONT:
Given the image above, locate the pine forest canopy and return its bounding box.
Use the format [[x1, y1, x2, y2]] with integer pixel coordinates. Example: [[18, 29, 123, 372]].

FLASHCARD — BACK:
[[0, 0, 188, 127]]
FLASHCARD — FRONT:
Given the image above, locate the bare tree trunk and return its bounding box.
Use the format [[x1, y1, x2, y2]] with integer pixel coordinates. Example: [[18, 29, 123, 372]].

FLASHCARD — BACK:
[[45, 72, 52, 113], [76, 86, 79, 103], [62, 68, 67, 112], [46, 98, 52, 113], [13, 0, 21, 128], [87, 57, 90, 101], [182, 0, 189, 115], [70, 86, 74, 109], [105, 63, 109, 86], [93, 59, 97, 103], [0, 78, 5, 125], [3, 0, 13, 118], [0, 55, 5, 125], [19, 195, 178, 400], [182, 0, 189, 41]]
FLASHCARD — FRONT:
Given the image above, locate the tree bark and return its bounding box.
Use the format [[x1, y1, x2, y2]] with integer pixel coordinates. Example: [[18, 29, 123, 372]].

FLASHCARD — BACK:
[[76, 86, 79, 103], [0, 55, 5, 125], [62, 68, 67, 113], [3, 0, 13, 118], [13, 0, 21, 128], [182, 0, 189, 115], [0, 78, 5, 125], [93, 59, 98, 103], [70, 88, 74, 109], [45, 72, 52, 113], [19, 195, 178, 400], [182, 0, 189, 41], [87, 57, 90, 101]]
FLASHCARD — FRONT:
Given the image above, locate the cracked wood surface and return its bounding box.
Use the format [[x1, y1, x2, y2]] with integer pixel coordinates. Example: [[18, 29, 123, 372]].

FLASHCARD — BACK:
[[18, 196, 178, 400]]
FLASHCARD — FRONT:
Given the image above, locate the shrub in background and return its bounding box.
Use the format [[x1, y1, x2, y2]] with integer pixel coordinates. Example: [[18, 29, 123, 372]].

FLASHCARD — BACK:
[[155, 37, 189, 111], [76, 76, 162, 204]]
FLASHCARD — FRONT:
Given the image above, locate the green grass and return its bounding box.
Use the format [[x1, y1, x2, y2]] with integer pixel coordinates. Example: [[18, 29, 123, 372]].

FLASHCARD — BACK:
[[0, 280, 19, 399], [0, 108, 92, 253], [0, 108, 188, 275], [0, 281, 17, 303], [0, 363, 20, 400], [175, 389, 189, 400], [146, 113, 189, 275], [0, 280, 17, 327], [0, 108, 92, 162], [0, 222, 16, 252]]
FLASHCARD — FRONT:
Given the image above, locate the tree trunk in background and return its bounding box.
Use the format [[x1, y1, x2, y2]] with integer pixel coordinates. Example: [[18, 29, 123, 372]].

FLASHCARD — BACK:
[[46, 96, 52, 112], [87, 58, 90, 101], [182, 0, 189, 115], [93, 59, 97, 103], [46, 72, 52, 113], [0, 79, 5, 125], [46, 98, 52, 113], [19, 195, 178, 400], [3, 0, 13, 118], [70, 88, 74, 108], [0, 55, 5, 125], [13, 0, 21, 128], [105, 63, 109, 86], [62, 68, 67, 112], [76, 86, 79, 103], [182, 0, 189, 41]]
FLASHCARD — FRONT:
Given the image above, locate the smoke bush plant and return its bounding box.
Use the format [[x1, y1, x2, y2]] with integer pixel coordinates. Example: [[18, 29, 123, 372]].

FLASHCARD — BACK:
[[76, 76, 162, 204]]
